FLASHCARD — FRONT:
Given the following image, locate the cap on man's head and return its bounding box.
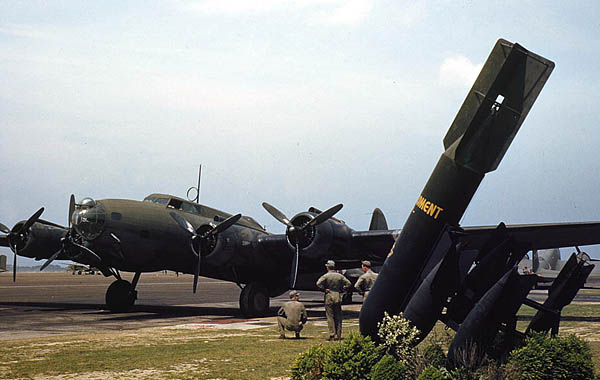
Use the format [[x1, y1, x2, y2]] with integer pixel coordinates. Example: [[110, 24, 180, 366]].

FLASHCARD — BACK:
[[361, 260, 372, 268], [289, 290, 300, 298], [325, 260, 335, 268]]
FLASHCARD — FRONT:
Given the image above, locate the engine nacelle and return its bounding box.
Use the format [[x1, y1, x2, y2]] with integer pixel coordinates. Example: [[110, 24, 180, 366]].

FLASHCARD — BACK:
[[287, 211, 354, 262], [11, 221, 66, 260]]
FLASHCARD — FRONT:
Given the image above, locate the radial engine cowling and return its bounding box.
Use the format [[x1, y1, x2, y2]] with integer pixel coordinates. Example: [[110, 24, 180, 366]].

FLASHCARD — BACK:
[[10, 221, 67, 260], [286, 211, 353, 261]]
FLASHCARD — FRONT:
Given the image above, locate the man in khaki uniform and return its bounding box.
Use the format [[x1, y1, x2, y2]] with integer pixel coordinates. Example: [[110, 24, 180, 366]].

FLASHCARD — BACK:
[[277, 290, 308, 339], [316, 260, 352, 340], [354, 260, 378, 300]]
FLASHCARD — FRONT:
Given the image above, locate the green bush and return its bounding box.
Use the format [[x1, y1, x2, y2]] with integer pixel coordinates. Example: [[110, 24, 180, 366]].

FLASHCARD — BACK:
[[291, 343, 329, 380], [322, 332, 384, 380], [417, 365, 452, 380], [508, 333, 594, 380], [370, 354, 406, 380], [377, 312, 420, 363], [422, 343, 446, 369]]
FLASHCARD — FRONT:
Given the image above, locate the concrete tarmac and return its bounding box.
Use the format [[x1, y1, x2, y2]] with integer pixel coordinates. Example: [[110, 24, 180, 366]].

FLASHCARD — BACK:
[[0, 272, 354, 340], [1, 272, 598, 340]]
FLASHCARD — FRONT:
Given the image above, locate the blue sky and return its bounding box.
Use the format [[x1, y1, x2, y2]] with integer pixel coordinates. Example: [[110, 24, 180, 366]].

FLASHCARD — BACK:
[[1, 1, 600, 265]]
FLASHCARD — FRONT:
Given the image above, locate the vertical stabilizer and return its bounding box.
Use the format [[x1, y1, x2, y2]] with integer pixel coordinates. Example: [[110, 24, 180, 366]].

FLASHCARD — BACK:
[[369, 208, 388, 231]]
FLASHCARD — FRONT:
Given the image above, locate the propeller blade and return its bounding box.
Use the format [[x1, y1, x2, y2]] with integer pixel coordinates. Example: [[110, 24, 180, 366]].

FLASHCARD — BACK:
[[290, 243, 300, 288], [169, 212, 196, 235], [0, 223, 9, 234], [262, 202, 292, 227], [19, 207, 44, 234], [309, 203, 343, 227], [12, 251, 17, 282], [69, 194, 76, 228], [193, 246, 201, 294], [41, 249, 62, 271], [209, 213, 242, 236]]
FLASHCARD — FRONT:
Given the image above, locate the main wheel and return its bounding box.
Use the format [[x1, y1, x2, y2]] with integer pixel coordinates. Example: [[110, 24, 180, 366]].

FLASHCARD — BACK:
[[342, 291, 353, 305], [239, 282, 270, 317], [105, 279, 137, 312]]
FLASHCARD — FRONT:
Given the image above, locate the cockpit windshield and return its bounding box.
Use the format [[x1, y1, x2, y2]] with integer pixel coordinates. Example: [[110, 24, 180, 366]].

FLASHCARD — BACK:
[[143, 196, 169, 205]]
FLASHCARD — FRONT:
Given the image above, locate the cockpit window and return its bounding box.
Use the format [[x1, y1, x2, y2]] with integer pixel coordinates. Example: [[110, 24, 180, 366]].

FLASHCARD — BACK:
[[181, 201, 201, 215], [167, 198, 183, 209], [143, 196, 156, 203], [155, 198, 169, 205]]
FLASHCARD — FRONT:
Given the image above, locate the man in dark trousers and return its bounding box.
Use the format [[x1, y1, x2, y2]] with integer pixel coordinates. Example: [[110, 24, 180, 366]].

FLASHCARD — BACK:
[[277, 290, 308, 339], [316, 260, 351, 340]]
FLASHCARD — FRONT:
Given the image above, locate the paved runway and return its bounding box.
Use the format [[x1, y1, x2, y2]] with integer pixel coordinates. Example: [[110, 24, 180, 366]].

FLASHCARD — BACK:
[[1, 272, 598, 340], [0, 272, 356, 340]]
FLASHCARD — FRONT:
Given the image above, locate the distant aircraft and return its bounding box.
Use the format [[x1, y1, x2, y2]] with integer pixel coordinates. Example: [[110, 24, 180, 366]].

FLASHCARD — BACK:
[[0, 193, 395, 316], [0, 254, 6, 272], [67, 264, 101, 275], [519, 247, 600, 286]]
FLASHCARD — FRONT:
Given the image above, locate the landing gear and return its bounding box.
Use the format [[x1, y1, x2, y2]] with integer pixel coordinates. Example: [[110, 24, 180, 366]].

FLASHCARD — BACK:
[[239, 282, 270, 317], [105, 272, 140, 312], [342, 291, 353, 305]]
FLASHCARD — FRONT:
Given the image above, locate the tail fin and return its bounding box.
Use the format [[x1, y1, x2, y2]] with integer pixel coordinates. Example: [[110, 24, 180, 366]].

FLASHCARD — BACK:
[[0, 255, 6, 272], [369, 208, 388, 230]]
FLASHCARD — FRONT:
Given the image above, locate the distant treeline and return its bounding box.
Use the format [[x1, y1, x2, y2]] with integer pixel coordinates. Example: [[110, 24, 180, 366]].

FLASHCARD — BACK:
[[5, 264, 67, 273]]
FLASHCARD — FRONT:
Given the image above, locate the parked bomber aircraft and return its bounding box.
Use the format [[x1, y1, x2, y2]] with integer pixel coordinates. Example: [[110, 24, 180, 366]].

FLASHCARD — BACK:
[[0, 193, 396, 316]]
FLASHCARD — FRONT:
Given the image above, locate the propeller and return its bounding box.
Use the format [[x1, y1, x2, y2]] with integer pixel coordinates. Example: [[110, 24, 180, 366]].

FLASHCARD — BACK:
[[41, 194, 102, 271], [170, 211, 242, 293], [262, 202, 343, 288], [1, 207, 45, 282]]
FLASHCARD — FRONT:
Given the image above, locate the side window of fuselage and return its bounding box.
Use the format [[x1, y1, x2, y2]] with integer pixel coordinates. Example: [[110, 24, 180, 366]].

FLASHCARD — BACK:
[[155, 198, 169, 206], [180, 201, 199, 215], [167, 199, 183, 210]]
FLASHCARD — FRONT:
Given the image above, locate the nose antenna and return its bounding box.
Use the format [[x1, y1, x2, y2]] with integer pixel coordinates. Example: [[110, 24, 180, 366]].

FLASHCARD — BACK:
[[187, 164, 202, 203]]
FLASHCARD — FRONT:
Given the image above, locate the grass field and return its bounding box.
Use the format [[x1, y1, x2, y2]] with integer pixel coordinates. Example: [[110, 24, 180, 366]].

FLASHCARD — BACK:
[[1, 302, 600, 380]]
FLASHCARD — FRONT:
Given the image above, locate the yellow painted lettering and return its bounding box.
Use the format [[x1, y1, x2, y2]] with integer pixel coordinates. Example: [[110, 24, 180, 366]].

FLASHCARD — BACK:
[[434, 207, 444, 219], [416, 196, 426, 209], [428, 205, 437, 217], [424, 201, 431, 213]]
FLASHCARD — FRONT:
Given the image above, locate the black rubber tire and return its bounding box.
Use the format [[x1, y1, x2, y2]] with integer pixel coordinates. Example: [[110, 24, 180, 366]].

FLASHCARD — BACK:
[[342, 291, 353, 305], [239, 282, 270, 317], [105, 279, 136, 312]]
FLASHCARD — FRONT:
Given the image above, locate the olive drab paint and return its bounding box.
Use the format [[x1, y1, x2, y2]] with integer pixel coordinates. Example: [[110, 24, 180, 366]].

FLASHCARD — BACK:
[[359, 39, 555, 339]]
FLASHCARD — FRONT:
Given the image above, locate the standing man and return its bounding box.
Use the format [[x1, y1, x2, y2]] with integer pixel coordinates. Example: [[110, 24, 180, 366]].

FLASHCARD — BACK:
[[354, 260, 378, 300], [277, 290, 308, 339], [316, 260, 352, 341]]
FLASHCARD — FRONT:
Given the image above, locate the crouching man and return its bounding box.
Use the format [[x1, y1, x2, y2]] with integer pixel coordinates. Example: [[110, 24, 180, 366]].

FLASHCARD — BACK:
[[277, 290, 308, 339]]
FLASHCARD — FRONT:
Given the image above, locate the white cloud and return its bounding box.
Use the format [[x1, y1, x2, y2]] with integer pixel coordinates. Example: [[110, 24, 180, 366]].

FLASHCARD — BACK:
[[0, 23, 60, 40], [182, 0, 373, 25], [183, 0, 294, 14], [310, 0, 373, 25], [439, 54, 483, 88]]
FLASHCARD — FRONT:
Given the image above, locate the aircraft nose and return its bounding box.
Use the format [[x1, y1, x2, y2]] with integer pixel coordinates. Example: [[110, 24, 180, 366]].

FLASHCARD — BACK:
[[72, 201, 106, 240]]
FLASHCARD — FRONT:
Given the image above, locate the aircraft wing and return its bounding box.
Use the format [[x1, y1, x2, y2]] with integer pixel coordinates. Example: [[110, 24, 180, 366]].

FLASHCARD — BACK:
[[351, 229, 399, 261], [460, 222, 600, 251]]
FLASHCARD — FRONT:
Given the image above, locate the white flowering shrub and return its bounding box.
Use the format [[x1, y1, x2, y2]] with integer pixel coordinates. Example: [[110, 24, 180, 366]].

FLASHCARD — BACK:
[[377, 312, 420, 364]]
